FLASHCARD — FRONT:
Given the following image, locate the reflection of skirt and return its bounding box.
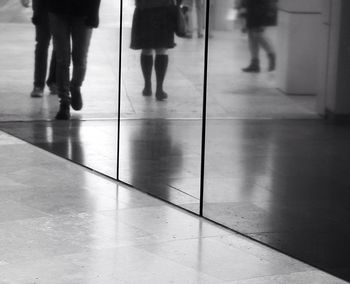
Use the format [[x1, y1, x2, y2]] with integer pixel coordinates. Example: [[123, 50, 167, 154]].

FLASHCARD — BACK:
[[130, 7, 176, 50]]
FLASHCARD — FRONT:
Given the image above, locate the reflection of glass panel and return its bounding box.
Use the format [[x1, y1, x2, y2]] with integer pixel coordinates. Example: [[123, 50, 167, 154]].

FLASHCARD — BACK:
[[203, 1, 350, 282], [118, 0, 207, 213]]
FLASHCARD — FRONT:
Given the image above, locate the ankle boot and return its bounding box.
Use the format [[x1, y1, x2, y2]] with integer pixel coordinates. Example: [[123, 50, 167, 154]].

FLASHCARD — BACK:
[[268, 53, 276, 72], [55, 101, 71, 120], [242, 58, 260, 73], [141, 54, 153, 96], [155, 54, 168, 101]]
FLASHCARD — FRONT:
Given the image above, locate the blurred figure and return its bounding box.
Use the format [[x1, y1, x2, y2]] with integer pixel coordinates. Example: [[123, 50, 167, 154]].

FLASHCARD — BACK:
[[20, 0, 57, 98], [179, 0, 204, 38], [42, 0, 101, 120], [131, 0, 177, 101], [239, 0, 278, 72]]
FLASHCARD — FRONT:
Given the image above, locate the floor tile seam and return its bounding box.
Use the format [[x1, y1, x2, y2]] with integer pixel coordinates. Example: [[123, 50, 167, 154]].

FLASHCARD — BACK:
[[222, 270, 347, 284], [0, 245, 218, 283], [118, 243, 224, 282]]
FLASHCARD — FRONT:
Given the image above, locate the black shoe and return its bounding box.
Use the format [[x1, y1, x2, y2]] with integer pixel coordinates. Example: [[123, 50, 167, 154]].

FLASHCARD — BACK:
[[70, 86, 83, 111], [55, 103, 71, 120], [242, 59, 260, 73], [142, 85, 152, 96], [155, 90, 168, 101]]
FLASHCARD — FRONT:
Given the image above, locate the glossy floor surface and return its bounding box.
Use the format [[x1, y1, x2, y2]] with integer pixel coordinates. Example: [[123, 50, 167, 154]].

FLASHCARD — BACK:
[[1, 1, 349, 283], [0, 130, 347, 283], [2, 119, 350, 282]]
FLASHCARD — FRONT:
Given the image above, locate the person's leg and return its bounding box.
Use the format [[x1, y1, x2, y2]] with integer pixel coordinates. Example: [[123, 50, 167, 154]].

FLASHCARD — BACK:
[[154, 48, 168, 101], [242, 28, 260, 72], [257, 29, 276, 71], [49, 13, 71, 119], [46, 48, 57, 94], [70, 17, 93, 111], [195, 0, 204, 38], [141, 49, 153, 96], [31, 20, 51, 97]]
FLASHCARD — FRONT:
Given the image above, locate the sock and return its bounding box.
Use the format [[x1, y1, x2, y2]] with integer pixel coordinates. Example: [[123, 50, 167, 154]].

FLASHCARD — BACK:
[[154, 54, 168, 94], [140, 54, 153, 95]]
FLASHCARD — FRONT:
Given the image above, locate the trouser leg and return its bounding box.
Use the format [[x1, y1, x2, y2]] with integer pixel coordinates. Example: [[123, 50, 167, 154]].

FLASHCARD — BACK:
[[70, 18, 93, 89], [49, 13, 71, 104], [33, 19, 51, 88]]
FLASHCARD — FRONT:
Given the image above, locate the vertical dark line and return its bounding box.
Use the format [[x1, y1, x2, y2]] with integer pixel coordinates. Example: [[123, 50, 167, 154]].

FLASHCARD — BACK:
[[116, 0, 123, 181], [199, 0, 210, 217]]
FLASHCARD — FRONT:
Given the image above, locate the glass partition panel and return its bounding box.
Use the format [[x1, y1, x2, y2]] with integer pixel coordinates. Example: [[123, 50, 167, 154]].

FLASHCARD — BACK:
[[203, 0, 350, 282], [118, 0, 207, 213]]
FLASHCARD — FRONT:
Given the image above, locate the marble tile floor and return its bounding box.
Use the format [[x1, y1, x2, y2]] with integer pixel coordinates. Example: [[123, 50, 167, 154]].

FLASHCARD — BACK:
[[0, 130, 347, 283]]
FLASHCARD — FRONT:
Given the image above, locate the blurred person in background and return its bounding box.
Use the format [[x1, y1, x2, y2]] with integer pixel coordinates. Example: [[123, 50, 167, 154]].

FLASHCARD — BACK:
[[20, 0, 57, 98], [238, 0, 278, 72], [181, 0, 205, 38]]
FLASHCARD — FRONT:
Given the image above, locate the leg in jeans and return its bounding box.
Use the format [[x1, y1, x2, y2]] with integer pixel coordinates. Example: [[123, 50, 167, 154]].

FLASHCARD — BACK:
[[49, 13, 71, 119], [70, 18, 92, 88], [70, 17, 93, 110], [33, 18, 51, 90], [46, 49, 57, 89]]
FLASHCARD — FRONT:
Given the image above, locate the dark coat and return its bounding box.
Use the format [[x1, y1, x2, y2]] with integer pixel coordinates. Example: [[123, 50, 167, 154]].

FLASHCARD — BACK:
[[31, 0, 48, 25], [36, 0, 101, 28], [242, 0, 278, 29]]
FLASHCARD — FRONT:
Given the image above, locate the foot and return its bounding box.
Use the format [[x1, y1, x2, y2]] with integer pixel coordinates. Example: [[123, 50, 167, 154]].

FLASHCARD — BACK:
[[142, 85, 152, 96], [70, 86, 83, 111], [30, 87, 44, 98], [242, 60, 260, 73], [47, 83, 58, 95], [155, 90, 168, 101], [55, 103, 70, 120]]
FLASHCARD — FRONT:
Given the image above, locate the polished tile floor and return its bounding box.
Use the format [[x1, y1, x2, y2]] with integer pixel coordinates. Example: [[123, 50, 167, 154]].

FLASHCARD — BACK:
[[2, 118, 350, 282], [0, 130, 347, 283], [1, 1, 348, 283]]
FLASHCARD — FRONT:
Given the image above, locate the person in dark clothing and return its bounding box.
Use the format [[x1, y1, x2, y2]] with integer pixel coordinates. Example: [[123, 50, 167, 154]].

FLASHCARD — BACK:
[[130, 0, 176, 101], [239, 0, 278, 72], [21, 0, 57, 98], [38, 0, 101, 120]]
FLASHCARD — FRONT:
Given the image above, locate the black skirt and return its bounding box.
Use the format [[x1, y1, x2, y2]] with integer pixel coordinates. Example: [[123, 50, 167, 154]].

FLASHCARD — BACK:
[[130, 6, 176, 50]]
